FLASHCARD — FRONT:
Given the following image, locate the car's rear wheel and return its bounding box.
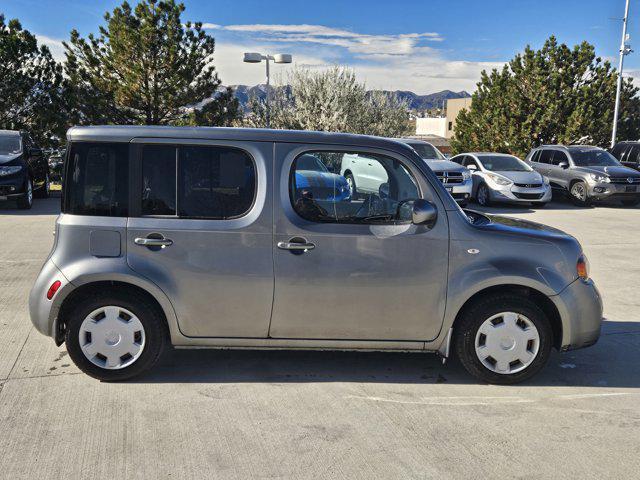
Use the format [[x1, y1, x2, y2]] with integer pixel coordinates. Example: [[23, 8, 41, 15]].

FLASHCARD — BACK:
[[16, 178, 33, 210], [476, 183, 491, 207], [454, 293, 553, 384], [569, 180, 590, 206], [65, 290, 168, 381]]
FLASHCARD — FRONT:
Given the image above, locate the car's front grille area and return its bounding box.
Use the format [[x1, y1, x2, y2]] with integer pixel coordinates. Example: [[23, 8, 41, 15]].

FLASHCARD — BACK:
[[514, 183, 542, 188], [609, 177, 640, 184], [513, 192, 544, 200], [434, 171, 464, 184]]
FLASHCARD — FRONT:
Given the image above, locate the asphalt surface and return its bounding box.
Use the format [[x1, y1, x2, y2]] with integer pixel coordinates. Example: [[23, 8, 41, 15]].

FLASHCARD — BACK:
[[0, 195, 639, 479]]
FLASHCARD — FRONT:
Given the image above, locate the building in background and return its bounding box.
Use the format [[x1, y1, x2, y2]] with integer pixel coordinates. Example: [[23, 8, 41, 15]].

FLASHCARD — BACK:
[[415, 97, 473, 140]]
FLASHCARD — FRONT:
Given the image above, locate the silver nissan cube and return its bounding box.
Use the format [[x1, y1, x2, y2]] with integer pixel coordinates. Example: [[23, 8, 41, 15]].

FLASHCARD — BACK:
[[29, 126, 603, 384]]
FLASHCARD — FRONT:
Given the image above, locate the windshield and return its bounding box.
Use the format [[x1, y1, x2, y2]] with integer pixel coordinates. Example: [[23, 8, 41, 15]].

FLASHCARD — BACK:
[[408, 143, 445, 160], [0, 135, 22, 155], [570, 149, 621, 167], [479, 155, 531, 172], [296, 154, 329, 172]]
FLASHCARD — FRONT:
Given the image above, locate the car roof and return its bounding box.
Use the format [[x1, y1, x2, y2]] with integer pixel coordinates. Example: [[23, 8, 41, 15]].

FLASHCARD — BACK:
[[0, 130, 21, 137], [67, 125, 418, 154], [456, 152, 516, 157], [397, 138, 434, 146]]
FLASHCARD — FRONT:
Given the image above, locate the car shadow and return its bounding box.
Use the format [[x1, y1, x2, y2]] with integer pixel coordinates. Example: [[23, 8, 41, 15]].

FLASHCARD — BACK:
[[134, 320, 640, 388], [0, 194, 61, 215]]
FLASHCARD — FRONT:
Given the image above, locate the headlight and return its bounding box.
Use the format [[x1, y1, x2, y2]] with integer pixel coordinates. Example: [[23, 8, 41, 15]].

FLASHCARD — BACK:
[[589, 173, 610, 183], [461, 170, 471, 181], [487, 172, 512, 186], [577, 254, 590, 281], [0, 166, 23, 177]]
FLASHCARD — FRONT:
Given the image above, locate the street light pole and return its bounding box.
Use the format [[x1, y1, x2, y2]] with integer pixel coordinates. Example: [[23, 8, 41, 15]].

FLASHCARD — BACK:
[[611, 0, 632, 148], [243, 52, 292, 129]]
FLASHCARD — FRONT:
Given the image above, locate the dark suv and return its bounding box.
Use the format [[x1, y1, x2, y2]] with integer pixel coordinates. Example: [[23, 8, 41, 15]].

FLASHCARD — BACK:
[[611, 141, 640, 171], [0, 130, 50, 209]]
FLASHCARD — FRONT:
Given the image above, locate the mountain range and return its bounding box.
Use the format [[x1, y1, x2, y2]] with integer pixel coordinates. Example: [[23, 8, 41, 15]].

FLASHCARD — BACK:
[[227, 85, 471, 112]]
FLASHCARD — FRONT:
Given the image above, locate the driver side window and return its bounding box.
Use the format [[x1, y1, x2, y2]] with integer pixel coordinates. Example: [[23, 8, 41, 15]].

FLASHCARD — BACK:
[[290, 150, 420, 224]]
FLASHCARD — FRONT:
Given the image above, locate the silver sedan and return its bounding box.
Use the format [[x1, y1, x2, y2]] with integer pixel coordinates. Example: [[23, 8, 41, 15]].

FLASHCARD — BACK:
[[451, 153, 552, 207]]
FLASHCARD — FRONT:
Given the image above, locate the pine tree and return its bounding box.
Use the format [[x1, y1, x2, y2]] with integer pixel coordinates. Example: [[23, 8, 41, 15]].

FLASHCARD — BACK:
[[64, 0, 239, 126], [452, 36, 640, 157], [0, 15, 64, 147]]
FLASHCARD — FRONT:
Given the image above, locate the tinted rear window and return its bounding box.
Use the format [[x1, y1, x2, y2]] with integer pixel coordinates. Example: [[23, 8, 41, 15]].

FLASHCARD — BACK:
[[141, 144, 256, 219], [64, 142, 129, 216]]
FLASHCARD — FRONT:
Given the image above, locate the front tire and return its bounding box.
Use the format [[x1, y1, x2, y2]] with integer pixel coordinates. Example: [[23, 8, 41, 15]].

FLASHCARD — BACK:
[[569, 180, 590, 206], [476, 183, 492, 207], [16, 177, 33, 210], [454, 293, 553, 384], [65, 290, 168, 381], [345, 173, 357, 200]]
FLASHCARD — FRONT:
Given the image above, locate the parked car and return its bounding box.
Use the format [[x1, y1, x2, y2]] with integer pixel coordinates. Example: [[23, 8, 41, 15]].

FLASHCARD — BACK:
[[398, 139, 472, 206], [525, 145, 640, 206], [610, 141, 640, 171], [30, 126, 603, 384], [294, 153, 351, 203], [450, 153, 552, 207], [0, 130, 51, 209]]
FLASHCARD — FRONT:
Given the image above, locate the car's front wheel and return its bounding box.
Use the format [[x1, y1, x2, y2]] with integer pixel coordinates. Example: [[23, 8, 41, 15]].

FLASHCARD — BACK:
[[16, 177, 33, 209], [569, 180, 591, 206], [454, 293, 553, 384], [65, 290, 168, 381], [476, 183, 492, 207]]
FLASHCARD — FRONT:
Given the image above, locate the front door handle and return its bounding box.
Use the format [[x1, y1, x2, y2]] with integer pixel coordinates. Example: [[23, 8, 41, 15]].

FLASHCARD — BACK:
[[277, 241, 315, 251], [134, 237, 173, 247]]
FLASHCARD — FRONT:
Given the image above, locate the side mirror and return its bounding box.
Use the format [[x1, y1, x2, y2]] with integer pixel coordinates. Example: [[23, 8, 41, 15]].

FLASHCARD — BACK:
[[559, 161, 569, 169], [467, 164, 477, 171], [412, 199, 438, 226], [30, 147, 43, 157]]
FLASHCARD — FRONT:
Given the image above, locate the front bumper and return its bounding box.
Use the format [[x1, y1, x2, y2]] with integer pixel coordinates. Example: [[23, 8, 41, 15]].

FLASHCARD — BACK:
[[0, 172, 27, 199], [489, 183, 552, 204], [552, 277, 603, 351], [588, 181, 640, 200], [443, 178, 473, 204]]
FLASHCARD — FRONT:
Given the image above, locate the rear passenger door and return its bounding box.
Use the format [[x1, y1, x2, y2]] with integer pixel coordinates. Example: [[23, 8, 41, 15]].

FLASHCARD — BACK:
[[126, 139, 274, 338]]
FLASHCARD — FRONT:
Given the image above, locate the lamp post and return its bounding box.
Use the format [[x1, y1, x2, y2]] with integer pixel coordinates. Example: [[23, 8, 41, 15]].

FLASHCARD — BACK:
[[611, 0, 633, 148], [243, 52, 293, 128]]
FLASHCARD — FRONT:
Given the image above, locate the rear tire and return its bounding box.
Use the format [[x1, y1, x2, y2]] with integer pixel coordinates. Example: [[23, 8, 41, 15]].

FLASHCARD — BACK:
[[65, 290, 168, 381], [454, 293, 553, 385]]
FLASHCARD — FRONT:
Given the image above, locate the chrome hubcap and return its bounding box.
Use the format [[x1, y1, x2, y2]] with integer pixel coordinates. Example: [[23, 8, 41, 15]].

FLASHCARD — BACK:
[[346, 176, 355, 196], [474, 312, 540, 374], [571, 183, 586, 201], [79, 306, 145, 370]]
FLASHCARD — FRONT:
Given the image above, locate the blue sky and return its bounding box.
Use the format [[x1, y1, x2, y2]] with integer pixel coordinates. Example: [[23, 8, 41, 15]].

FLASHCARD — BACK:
[[3, 0, 638, 94]]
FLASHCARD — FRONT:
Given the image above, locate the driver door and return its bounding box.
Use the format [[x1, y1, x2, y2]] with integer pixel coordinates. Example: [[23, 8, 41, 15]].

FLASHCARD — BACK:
[[269, 144, 449, 341]]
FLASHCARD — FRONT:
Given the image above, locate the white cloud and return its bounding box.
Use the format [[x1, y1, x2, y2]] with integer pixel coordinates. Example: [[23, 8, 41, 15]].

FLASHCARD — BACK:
[[35, 34, 66, 62]]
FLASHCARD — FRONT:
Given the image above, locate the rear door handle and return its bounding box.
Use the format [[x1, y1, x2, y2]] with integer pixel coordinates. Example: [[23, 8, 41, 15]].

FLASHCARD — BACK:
[[134, 237, 173, 247], [277, 241, 315, 251]]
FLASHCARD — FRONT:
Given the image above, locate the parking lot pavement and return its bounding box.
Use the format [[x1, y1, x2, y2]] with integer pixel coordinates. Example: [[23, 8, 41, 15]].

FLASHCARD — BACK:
[[0, 197, 639, 479]]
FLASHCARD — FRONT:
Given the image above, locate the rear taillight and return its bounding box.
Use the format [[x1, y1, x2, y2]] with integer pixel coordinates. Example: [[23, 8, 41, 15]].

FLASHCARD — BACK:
[[46, 280, 61, 300], [577, 255, 589, 281]]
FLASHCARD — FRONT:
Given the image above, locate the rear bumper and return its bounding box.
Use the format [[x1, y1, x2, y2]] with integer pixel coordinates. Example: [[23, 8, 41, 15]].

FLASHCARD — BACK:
[[552, 278, 603, 351], [29, 260, 72, 338]]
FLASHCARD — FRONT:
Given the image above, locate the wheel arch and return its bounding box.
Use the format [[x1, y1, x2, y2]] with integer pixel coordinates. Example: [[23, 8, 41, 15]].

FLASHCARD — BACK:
[[451, 284, 563, 350], [56, 280, 174, 346]]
